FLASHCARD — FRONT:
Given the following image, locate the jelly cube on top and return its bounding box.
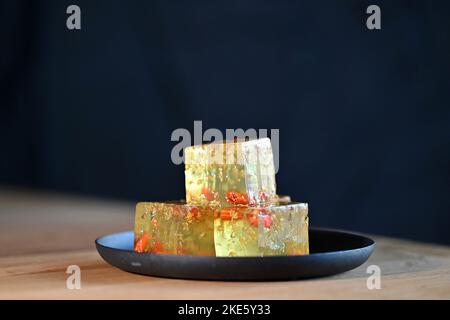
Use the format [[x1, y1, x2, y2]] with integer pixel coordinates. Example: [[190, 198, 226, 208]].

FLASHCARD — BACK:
[[184, 138, 277, 207]]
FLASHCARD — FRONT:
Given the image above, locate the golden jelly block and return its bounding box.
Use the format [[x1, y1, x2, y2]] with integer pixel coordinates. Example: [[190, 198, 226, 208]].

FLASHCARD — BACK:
[[214, 203, 309, 257], [184, 138, 277, 207], [134, 202, 215, 256]]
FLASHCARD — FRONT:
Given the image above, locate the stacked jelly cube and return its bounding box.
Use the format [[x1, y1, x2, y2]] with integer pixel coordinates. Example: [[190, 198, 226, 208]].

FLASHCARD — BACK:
[[134, 138, 309, 257], [185, 138, 277, 207]]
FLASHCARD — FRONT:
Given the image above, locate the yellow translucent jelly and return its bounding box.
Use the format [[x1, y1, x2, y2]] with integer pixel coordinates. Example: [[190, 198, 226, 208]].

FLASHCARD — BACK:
[[214, 203, 309, 257], [134, 202, 215, 255], [184, 138, 277, 207], [134, 202, 309, 257]]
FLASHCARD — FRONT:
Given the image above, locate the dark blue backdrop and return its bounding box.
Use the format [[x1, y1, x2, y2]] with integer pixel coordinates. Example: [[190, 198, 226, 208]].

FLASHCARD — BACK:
[[1, 1, 449, 244]]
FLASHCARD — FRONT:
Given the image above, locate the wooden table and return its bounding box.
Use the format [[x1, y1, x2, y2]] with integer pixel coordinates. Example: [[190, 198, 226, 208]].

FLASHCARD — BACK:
[[0, 188, 449, 299]]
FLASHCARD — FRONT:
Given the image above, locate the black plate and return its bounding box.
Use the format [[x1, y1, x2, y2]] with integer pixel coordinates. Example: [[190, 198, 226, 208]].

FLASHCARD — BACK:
[[95, 228, 375, 281]]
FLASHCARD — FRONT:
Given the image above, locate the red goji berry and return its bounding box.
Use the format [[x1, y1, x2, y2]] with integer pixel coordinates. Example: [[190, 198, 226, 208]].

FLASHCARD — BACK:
[[152, 241, 165, 254], [201, 187, 216, 201], [246, 209, 259, 227], [262, 214, 273, 228], [259, 191, 269, 201], [220, 208, 244, 220], [134, 232, 149, 253], [226, 191, 249, 205], [220, 208, 233, 220], [187, 206, 199, 220]]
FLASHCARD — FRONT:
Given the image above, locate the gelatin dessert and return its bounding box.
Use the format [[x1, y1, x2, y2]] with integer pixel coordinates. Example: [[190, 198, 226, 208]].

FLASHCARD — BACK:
[[134, 201, 309, 257], [214, 202, 309, 257], [133, 138, 309, 257], [184, 138, 277, 207], [134, 202, 215, 255]]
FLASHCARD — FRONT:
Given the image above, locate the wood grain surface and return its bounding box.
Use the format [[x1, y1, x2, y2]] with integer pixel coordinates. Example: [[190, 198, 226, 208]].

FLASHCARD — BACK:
[[0, 188, 449, 299]]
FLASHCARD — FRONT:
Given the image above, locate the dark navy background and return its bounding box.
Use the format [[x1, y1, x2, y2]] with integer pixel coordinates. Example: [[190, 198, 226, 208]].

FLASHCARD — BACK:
[[1, 1, 449, 244]]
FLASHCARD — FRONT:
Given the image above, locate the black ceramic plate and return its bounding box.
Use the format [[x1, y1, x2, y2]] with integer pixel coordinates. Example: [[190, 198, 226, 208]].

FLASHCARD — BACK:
[[95, 228, 375, 281]]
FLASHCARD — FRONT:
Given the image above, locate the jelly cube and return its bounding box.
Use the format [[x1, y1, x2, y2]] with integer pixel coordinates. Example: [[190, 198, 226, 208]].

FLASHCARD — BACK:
[[184, 138, 277, 207], [134, 202, 215, 255], [214, 203, 309, 257]]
